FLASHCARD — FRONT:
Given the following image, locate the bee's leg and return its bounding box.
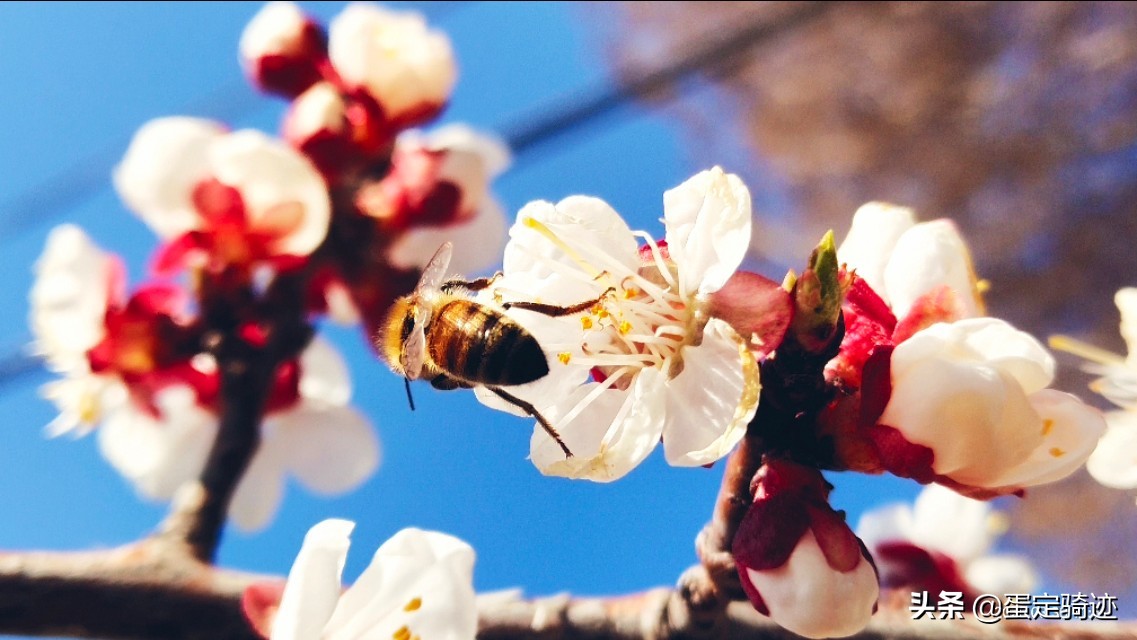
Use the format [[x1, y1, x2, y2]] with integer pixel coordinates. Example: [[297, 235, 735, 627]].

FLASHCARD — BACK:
[[440, 272, 503, 294], [488, 386, 572, 458], [501, 287, 616, 318]]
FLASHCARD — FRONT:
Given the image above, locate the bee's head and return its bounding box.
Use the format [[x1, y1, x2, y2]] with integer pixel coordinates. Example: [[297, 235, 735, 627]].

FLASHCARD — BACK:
[[378, 296, 417, 374]]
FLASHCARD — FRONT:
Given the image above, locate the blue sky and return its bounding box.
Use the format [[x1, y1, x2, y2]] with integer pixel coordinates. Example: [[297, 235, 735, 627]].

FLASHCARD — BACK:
[[0, 0, 970, 619]]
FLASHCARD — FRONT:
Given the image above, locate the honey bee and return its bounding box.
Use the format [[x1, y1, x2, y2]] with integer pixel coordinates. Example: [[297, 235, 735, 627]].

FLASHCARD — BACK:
[[380, 242, 601, 458]]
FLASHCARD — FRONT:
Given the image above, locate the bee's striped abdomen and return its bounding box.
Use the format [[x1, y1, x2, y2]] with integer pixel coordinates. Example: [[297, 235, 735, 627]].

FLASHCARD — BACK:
[[429, 300, 550, 386]]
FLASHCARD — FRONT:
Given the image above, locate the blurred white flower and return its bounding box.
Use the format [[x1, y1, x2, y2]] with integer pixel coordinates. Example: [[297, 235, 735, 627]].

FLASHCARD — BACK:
[[1086, 411, 1137, 492], [857, 484, 1038, 595], [476, 168, 760, 481], [255, 519, 476, 640], [240, 1, 326, 97], [1054, 288, 1137, 493], [882, 318, 1105, 490], [115, 117, 330, 264], [97, 338, 380, 531], [838, 202, 983, 320], [29, 225, 126, 436], [382, 124, 510, 275], [328, 3, 456, 123]]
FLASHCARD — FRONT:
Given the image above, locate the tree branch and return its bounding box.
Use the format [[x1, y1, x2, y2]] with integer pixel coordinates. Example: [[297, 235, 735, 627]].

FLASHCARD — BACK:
[[0, 543, 263, 640], [155, 270, 313, 563], [1, 552, 1130, 640], [152, 334, 274, 563], [476, 585, 1137, 640]]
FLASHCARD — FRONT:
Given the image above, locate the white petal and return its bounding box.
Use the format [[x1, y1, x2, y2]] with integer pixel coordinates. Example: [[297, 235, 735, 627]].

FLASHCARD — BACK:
[[97, 386, 216, 500], [323, 280, 362, 326], [531, 371, 666, 482], [285, 83, 347, 140], [328, 3, 456, 119], [853, 503, 914, 551], [386, 198, 507, 275], [952, 318, 1055, 392], [662, 167, 752, 296], [272, 403, 380, 494], [882, 353, 1041, 487], [272, 518, 355, 640], [403, 124, 510, 177], [884, 219, 981, 318], [30, 225, 116, 370], [987, 390, 1105, 488], [113, 117, 225, 237], [299, 336, 352, 406], [909, 484, 994, 561], [41, 374, 126, 438], [324, 528, 476, 640], [837, 202, 916, 303], [965, 554, 1039, 595], [746, 531, 878, 639], [210, 129, 330, 256], [397, 125, 510, 218], [1116, 288, 1137, 364], [229, 442, 287, 532], [1087, 410, 1137, 489], [661, 319, 758, 466], [240, 1, 309, 63], [503, 197, 639, 286]]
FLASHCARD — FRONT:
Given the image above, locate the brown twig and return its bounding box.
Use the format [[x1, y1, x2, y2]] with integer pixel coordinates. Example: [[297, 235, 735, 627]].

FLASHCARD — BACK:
[[0, 544, 264, 640]]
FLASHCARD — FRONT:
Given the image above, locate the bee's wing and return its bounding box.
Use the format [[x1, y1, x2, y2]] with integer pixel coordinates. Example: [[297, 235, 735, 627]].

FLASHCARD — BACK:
[[401, 315, 428, 379], [417, 241, 454, 291]]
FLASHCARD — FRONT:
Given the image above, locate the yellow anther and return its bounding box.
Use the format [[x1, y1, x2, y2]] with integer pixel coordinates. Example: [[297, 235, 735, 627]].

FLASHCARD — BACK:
[[581, 316, 594, 330], [393, 626, 411, 640], [557, 352, 572, 364], [597, 308, 610, 319], [618, 320, 632, 335], [1049, 447, 1066, 458], [1041, 418, 1055, 436], [79, 393, 101, 425], [404, 597, 422, 612], [623, 286, 641, 299], [976, 279, 991, 294]]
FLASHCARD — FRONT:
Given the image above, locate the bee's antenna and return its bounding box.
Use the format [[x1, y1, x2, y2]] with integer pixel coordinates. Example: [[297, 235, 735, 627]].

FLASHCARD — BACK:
[[404, 377, 416, 411]]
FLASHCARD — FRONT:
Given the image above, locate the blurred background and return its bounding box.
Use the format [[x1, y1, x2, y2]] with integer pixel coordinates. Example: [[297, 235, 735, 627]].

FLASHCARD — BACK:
[[0, 1, 1135, 633]]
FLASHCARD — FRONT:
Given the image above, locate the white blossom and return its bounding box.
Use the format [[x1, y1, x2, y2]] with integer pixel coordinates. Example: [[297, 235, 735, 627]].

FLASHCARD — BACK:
[[240, 2, 311, 65], [744, 531, 879, 639], [29, 225, 125, 436], [328, 3, 456, 121], [882, 318, 1105, 490], [97, 338, 380, 531], [838, 202, 983, 319], [1060, 288, 1137, 492], [269, 519, 476, 640], [115, 117, 330, 257], [476, 168, 760, 481], [856, 484, 1038, 595], [385, 124, 510, 275]]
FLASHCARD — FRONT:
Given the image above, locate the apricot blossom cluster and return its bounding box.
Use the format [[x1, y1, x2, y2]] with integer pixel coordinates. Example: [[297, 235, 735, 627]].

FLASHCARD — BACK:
[[30, 1, 506, 530]]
